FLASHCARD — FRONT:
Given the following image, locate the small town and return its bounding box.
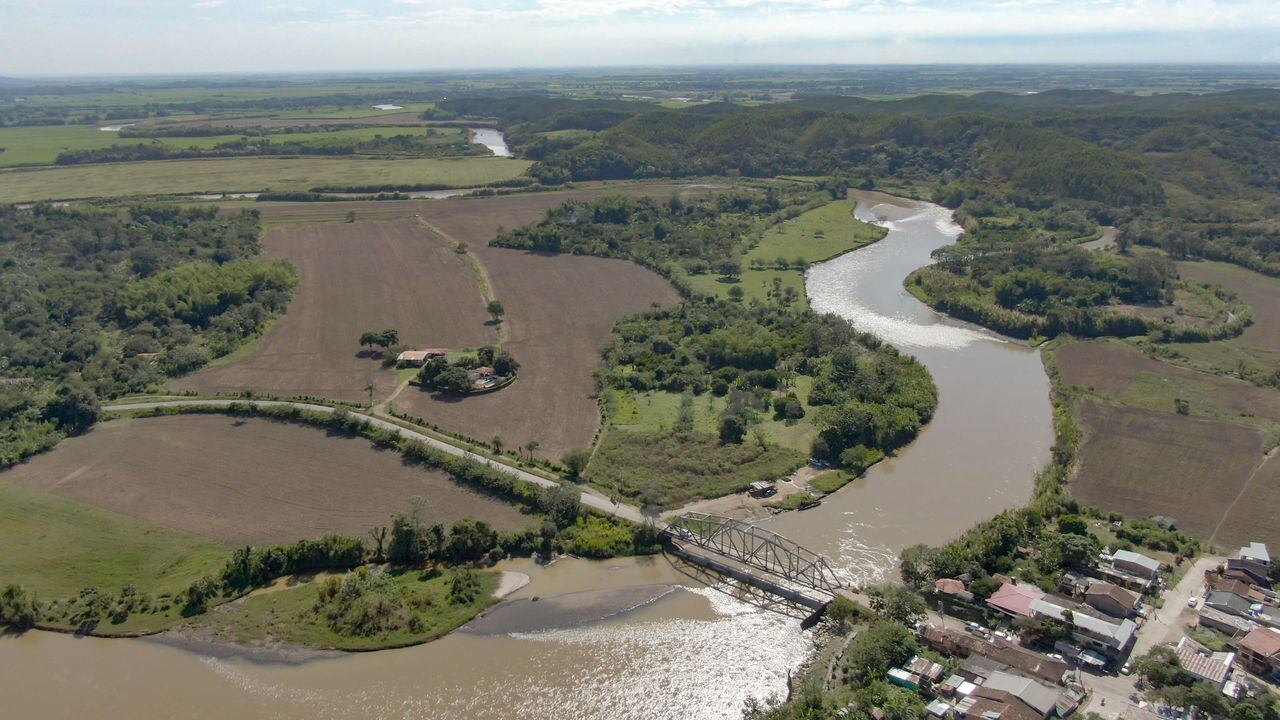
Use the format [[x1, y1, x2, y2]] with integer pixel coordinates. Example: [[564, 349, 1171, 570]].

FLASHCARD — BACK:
[[865, 541, 1279, 720]]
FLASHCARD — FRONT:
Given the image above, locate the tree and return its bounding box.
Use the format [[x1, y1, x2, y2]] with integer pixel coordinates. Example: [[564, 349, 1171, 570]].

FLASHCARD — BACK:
[[719, 413, 747, 444], [675, 392, 696, 435], [44, 382, 99, 434], [491, 435, 504, 454], [523, 440, 540, 461], [898, 544, 939, 590], [866, 585, 927, 626], [716, 258, 742, 279], [0, 584, 37, 629], [345, 210, 356, 223], [561, 447, 591, 479], [727, 285, 745, 301], [542, 483, 581, 528], [826, 595, 860, 630], [487, 300, 505, 324], [359, 330, 380, 351], [368, 526, 388, 563], [843, 620, 919, 681], [1057, 514, 1088, 535]]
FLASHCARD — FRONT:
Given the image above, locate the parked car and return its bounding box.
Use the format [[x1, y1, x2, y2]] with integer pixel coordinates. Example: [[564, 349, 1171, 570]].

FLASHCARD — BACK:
[[965, 622, 986, 635], [1120, 662, 1133, 676], [1187, 596, 1199, 608]]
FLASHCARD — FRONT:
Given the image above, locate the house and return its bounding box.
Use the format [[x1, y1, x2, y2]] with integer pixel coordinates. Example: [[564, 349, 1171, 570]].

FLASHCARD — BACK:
[[978, 671, 1065, 719], [986, 582, 1045, 619], [927, 699, 954, 718], [1227, 542, 1272, 587], [396, 348, 447, 366], [1110, 550, 1161, 581], [920, 625, 1068, 685], [887, 667, 922, 690], [1237, 627, 1280, 678], [1030, 599, 1137, 658], [940, 675, 979, 697], [956, 695, 1028, 720], [908, 656, 946, 684], [937, 578, 976, 602], [1205, 590, 1280, 629], [1084, 582, 1140, 619], [1173, 637, 1234, 687], [1197, 605, 1256, 637], [1215, 578, 1268, 605], [1058, 572, 1092, 599]]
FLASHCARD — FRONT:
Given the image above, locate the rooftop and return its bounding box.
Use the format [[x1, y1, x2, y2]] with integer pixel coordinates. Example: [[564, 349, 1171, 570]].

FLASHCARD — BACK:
[[1111, 549, 1160, 575], [1085, 582, 1139, 611], [980, 670, 1062, 716], [1240, 627, 1280, 659], [987, 582, 1046, 618], [1174, 637, 1234, 685], [1239, 542, 1272, 565], [1030, 599, 1136, 648]]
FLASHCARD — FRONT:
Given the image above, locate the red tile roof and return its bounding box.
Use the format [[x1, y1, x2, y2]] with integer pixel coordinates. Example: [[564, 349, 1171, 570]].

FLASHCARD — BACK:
[[986, 582, 1046, 618], [1241, 628, 1280, 660]]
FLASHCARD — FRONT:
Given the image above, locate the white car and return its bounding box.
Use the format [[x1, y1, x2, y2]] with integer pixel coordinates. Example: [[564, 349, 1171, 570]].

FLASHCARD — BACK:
[[1120, 663, 1133, 676], [1187, 597, 1199, 608]]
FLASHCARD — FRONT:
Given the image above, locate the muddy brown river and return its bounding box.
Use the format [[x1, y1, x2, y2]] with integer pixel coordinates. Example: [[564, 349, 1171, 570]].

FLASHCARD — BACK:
[[0, 192, 1052, 719]]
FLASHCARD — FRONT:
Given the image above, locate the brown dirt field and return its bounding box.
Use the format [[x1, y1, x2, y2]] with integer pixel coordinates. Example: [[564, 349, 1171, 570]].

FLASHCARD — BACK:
[[385, 190, 703, 461], [1070, 400, 1266, 541], [1212, 450, 1280, 549], [396, 247, 680, 461], [1176, 259, 1280, 369], [1055, 339, 1280, 423], [174, 218, 495, 402], [2, 415, 531, 546]]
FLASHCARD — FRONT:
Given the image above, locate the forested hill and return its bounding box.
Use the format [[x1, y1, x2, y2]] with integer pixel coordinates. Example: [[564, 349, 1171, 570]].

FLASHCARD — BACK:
[[448, 89, 1279, 276], [523, 107, 1164, 208]]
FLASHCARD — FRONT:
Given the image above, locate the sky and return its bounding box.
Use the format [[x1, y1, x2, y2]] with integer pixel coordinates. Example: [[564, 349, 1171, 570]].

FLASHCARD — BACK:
[[2, 0, 1279, 75]]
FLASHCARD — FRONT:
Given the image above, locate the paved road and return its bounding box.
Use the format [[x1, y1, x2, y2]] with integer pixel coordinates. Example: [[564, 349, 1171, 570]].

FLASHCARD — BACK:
[[105, 399, 649, 525]]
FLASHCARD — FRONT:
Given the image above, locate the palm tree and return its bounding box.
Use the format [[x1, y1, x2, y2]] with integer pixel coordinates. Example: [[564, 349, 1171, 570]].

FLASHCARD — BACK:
[[491, 435, 504, 455], [524, 440, 540, 461]]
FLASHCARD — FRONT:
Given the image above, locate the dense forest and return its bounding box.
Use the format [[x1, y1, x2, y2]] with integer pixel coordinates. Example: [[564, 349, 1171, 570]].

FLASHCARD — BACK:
[[0, 205, 294, 466]]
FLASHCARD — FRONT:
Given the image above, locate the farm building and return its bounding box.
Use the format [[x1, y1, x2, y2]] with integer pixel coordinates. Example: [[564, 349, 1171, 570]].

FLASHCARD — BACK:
[[396, 349, 447, 366]]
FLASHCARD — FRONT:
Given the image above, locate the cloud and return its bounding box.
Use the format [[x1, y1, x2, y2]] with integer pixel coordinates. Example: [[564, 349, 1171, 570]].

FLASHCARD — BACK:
[[4, 0, 1280, 73]]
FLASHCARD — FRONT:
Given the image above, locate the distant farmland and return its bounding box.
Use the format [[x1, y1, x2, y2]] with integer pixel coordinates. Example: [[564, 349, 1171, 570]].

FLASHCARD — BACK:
[[0, 155, 531, 202], [2, 414, 531, 547], [175, 218, 496, 403]]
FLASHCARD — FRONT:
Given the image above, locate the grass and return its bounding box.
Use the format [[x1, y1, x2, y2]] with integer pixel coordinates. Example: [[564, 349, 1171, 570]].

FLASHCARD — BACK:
[[0, 480, 229, 599], [810, 470, 856, 494], [189, 567, 499, 651], [0, 125, 465, 167], [745, 198, 884, 265], [606, 376, 817, 454], [681, 199, 884, 304], [766, 491, 819, 511], [587, 428, 806, 509], [0, 155, 533, 203]]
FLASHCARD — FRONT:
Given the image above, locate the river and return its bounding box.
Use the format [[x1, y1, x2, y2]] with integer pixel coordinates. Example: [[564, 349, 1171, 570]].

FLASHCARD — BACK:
[[767, 190, 1054, 586], [471, 128, 512, 157], [0, 191, 1052, 719]]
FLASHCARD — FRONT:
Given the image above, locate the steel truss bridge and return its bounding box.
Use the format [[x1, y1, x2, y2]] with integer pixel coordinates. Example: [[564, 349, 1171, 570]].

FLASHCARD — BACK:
[[662, 512, 846, 619]]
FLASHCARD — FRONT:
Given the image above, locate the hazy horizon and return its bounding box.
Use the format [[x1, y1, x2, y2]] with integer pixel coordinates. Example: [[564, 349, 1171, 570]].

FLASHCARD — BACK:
[[4, 0, 1280, 76]]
